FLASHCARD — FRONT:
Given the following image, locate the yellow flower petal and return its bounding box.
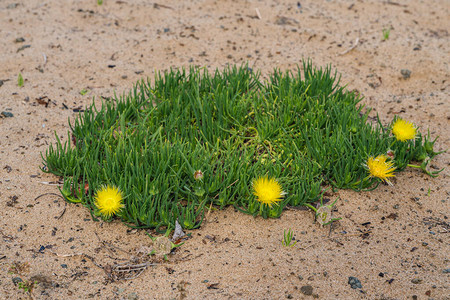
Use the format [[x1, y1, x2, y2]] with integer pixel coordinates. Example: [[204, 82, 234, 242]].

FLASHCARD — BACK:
[[252, 177, 284, 207], [392, 118, 417, 141], [365, 155, 396, 185], [94, 185, 124, 217]]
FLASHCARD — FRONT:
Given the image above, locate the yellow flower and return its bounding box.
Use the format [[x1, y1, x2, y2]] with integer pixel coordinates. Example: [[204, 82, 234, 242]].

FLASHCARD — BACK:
[[252, 176, 284, 207], [392, 118, 416, 141], [94, 185, 124, 217], [365, 155, 396, 185]]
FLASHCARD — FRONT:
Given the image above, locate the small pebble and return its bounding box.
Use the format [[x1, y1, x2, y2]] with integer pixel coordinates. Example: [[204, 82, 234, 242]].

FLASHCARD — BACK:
[[300, 285, 313, 296], [411, 278, 422, 284], [443, 269, 450, 274], [1, 111, 14, 118], [61, 264, 68, 269], [128, 292, 139, 300], [12, 277, 23, 285], [401, 69, 411, 79], [348, 276, 362, 289]]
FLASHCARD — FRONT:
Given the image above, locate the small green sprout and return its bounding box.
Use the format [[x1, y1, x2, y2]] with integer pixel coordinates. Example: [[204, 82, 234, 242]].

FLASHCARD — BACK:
[[305, 197, 341, 227], [17, 280, 37, 293], [18, 73, 24, 87], [382, 28, 391, 40], [408, 156, 444, 178], [79, 88, 89, 96], [407, 129, 446, 177], [97, 0, 103, 5], [282, 228, 297, 247]]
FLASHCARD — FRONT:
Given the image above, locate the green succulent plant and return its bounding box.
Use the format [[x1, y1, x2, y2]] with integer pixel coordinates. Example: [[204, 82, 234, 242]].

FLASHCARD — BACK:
[[42, 61, 443, 230]]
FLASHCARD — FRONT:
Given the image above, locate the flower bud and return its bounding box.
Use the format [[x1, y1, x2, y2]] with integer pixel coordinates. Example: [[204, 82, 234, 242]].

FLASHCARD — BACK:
[[193, 170, 204, 180], [386, 149, 395, 159]]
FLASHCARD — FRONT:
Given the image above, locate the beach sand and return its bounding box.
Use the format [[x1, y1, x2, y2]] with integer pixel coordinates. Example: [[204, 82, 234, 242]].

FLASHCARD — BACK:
[[0, 1, 449, 299]]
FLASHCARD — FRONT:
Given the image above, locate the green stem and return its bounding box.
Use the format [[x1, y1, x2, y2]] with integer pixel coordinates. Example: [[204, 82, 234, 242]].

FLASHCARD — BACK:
[[407, 164, 421, 169], [304, 203, 317, 212]]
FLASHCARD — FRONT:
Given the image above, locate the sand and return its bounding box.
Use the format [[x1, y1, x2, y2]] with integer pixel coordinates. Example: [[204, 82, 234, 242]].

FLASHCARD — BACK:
[[0, 0, 449, 299]]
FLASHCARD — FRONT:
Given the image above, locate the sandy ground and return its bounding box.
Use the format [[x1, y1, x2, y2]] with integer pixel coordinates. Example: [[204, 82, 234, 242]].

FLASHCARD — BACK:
[[0, 0, 449, 299]]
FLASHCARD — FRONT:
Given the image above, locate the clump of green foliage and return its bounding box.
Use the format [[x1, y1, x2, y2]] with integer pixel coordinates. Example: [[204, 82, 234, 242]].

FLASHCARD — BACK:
[[382, 28, 391, 40], [42, 61, 442, 230], [282, 228, 297, 247], [17, 73, 24, 87], [17, 280, 36, 294]]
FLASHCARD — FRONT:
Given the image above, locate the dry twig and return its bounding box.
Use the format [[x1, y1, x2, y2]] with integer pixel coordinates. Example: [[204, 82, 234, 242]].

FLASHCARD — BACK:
[[112, 261, 158, 280], [49, 249, 159, 281], [38, 181, 63, 186], [338, 38, 359, 56], [34, 192, 64, 201], [0, 229, 14, 241], [94, 231, 131, 256]]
